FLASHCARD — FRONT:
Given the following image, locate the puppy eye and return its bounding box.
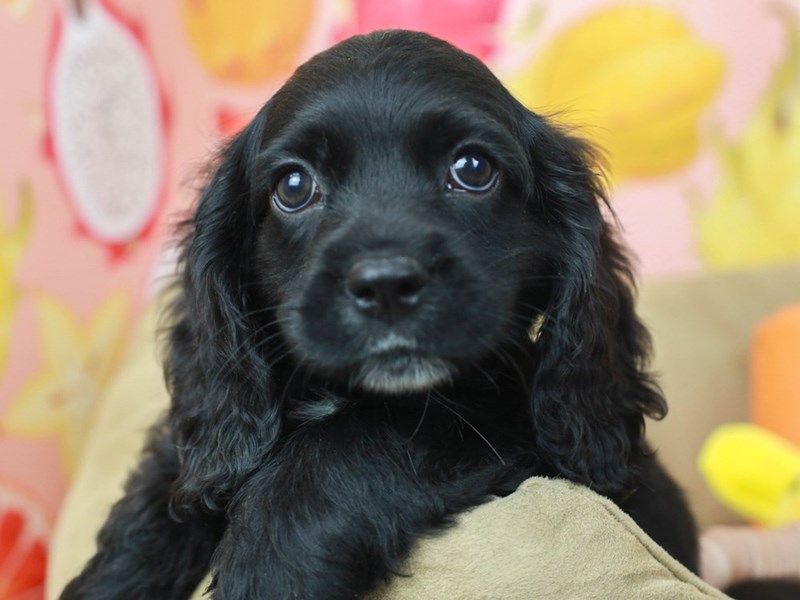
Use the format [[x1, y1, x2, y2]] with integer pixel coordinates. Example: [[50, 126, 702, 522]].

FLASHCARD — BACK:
[[447, 153, 497, 193], [272, 170, 320, 213]]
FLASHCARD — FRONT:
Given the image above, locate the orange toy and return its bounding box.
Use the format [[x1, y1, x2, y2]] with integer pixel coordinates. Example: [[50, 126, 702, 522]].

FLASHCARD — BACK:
[[750, 304, 800, 448]]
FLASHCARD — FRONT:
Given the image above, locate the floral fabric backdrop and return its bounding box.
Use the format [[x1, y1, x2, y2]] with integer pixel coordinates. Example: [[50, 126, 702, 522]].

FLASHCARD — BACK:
[[1, 0, 799, 596]]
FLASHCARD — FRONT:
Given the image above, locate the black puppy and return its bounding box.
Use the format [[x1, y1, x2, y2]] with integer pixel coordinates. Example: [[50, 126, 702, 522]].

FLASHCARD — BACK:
[[62, 30, 700, 599]]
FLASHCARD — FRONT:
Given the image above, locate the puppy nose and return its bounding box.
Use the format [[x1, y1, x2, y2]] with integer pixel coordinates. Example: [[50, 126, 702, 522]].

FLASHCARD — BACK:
[[346, 256, 428, 318]]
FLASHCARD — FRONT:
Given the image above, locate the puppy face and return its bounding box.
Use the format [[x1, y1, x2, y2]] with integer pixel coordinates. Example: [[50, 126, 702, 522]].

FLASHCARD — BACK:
[[249, 32, 556, 395], [169, 31, 663, 512]]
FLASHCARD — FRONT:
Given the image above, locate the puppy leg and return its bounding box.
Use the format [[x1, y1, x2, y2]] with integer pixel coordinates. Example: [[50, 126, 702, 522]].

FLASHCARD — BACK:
[[209, 460, 400, 600], [208, 413, 513, 600], [59, 425, 222, 600], [616, 453, 700, 573]]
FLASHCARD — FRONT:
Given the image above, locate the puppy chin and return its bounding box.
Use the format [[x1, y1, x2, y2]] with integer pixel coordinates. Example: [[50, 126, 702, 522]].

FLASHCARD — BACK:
[[354, 354, 455, 395]]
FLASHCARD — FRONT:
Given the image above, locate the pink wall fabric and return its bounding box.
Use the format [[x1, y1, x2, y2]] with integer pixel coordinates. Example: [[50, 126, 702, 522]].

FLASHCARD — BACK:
[[1, 1, 798, 596]]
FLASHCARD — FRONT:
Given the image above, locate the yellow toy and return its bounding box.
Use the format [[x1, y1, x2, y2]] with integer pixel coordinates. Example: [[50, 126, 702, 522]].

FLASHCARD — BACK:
[[699, 305, 800, 527], [699, 423, 800, 527]]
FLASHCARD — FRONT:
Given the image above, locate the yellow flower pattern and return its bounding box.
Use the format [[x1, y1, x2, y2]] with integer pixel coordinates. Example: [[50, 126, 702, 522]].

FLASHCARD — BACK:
[[698, 14, 800, 269], [508, 5, 725, 180], [3, 292, 131, 475], [0, 0, 33, 18], [0, 182, 33, 377]]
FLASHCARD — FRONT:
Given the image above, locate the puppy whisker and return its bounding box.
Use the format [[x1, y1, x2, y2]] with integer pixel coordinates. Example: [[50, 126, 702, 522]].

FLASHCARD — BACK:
[[467, 360, 502, 394], [429, 390, 506, 465], [212, 318, 293, 381], [407, 392, 430, 443], [473, 333, 531, 392], [193, 304, 298, 343]]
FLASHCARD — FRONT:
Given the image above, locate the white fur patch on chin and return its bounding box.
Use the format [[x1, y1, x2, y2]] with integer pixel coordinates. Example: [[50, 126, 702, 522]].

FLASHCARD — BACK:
[[355, 355, 454, 395]]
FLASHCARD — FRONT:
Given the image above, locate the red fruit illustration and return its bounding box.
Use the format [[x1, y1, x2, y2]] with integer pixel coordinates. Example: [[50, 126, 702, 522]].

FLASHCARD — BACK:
[[44, 0, 169, 254], [215, 105, 258, 138], [0, 481, 50, 600]]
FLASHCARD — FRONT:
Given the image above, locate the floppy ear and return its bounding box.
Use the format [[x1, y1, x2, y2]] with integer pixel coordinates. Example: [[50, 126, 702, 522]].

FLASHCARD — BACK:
[[164, 106, 280, 518], [521, 112, 667, 495]]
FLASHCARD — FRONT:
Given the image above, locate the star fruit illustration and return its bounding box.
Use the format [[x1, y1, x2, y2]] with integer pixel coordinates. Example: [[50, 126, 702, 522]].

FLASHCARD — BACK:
[[3, 292, 130, 474], [697, 13, 800, 268]]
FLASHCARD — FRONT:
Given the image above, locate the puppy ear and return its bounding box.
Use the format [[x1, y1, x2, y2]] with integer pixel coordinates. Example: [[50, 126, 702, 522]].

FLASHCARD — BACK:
[[164, 107, 278, 518], [522, 112, 667, 495]]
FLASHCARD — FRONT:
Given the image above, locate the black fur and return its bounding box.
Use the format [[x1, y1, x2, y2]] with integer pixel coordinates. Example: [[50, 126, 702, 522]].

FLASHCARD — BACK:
[[62, 30, 706, 599]]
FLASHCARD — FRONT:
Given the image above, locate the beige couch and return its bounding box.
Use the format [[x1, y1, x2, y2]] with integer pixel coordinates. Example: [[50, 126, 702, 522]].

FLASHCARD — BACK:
[[641, 261, 800, 528], [46, 262, 800, 599]]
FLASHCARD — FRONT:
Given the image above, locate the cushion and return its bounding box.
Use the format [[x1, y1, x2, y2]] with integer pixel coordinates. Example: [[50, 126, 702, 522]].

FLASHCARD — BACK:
[[45, 308, 728, 600]]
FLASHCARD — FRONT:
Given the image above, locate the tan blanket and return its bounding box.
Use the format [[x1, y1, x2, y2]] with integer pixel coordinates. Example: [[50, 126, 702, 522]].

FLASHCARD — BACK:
[[46, 309, 728, 599]]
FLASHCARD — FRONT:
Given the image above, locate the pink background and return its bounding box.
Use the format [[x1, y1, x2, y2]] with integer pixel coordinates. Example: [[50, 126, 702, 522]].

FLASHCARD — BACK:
[[0, 1, 798, 596]]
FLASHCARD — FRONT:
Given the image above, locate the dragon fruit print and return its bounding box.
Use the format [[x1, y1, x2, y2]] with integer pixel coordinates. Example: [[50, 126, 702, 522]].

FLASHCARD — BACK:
[[44, 0, 168, 253]]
